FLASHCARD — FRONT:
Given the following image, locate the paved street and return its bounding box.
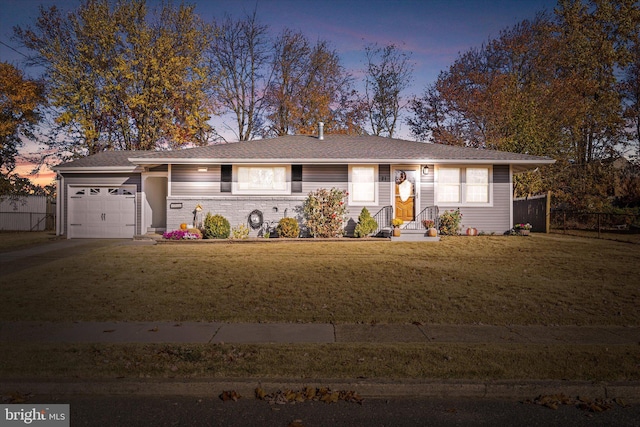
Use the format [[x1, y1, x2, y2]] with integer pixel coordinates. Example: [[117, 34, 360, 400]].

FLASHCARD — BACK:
[[22, 394, 640, 427]]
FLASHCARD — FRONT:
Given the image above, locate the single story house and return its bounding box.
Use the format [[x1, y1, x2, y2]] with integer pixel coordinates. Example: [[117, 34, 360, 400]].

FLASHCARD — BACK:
[[52, 132, 555, 238]]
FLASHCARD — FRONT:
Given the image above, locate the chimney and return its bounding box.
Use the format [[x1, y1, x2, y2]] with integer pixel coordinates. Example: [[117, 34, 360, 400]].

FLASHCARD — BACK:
[[318, 122, 324, 140]]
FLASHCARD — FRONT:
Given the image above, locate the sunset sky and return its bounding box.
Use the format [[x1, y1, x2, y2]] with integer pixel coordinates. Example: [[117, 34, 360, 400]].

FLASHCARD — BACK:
[[1, 0, 558, 186]]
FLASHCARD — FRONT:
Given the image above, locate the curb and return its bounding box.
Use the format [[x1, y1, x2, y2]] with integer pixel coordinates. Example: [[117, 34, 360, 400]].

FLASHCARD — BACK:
[[3, 379, 640, 402]]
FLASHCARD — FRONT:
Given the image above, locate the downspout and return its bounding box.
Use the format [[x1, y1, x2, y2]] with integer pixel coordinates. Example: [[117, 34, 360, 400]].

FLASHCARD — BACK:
[[318, 122, 324, 140], [56, 175, 62, 236]]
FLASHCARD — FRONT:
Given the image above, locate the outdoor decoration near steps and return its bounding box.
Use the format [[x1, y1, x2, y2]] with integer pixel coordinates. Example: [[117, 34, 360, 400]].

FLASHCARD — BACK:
[[391, 218, 403, 237], [422, 219, 437, 237], [466, 227, 478, 236]]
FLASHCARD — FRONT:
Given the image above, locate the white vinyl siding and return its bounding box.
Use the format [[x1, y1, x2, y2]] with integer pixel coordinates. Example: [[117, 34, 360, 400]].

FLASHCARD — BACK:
[[349, 165, 378, 205]]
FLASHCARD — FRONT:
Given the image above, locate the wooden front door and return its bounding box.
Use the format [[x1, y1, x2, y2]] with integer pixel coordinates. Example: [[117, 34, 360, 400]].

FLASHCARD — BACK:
[[394, 169, 416, 222]]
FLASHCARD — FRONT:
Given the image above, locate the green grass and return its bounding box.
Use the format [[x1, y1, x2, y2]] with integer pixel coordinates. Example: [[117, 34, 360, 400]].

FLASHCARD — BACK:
[[2, 342, 638, 382], [2, 233, 639, 382], [2, 234, 639, 326]]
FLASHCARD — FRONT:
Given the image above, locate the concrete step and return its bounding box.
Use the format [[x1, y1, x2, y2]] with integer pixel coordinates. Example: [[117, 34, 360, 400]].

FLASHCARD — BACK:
[[391, 229, 440, 242]]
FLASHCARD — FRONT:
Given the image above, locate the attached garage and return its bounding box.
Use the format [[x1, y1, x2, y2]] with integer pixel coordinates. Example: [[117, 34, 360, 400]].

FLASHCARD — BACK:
[[68, 186, 136, 238]]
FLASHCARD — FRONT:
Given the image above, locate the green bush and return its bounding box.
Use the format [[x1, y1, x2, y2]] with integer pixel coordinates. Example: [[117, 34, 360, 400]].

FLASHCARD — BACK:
[[438, 209, 462, 235], [203, 213, 230, 239], [353, 207, 378, 237], [303, 188, 348, 238], [231, 223, 249, 239], [277, 217, 300, 238]]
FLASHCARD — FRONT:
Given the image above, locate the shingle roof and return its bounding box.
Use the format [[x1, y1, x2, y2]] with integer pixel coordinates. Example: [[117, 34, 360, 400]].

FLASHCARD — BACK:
[[53, 150, 139, 169], [55, 134, 554, 169]]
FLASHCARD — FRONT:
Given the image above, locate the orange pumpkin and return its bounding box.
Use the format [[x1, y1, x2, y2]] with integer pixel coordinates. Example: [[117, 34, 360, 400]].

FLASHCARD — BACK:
[[180, 223, 188, 230]]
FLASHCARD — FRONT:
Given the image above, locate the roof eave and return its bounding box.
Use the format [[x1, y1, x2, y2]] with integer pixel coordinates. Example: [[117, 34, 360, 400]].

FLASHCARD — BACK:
[[129, 158, 556, 165], [53, 166, 141, 173]]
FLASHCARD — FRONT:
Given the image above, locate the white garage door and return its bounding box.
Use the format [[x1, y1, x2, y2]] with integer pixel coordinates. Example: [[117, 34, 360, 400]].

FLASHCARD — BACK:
[[68, 187, 136, 238]]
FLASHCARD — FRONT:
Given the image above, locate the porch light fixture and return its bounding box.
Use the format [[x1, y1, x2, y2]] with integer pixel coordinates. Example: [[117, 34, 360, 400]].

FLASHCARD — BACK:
[[197, 167, 208, 172], [422, 165, 429, 175]]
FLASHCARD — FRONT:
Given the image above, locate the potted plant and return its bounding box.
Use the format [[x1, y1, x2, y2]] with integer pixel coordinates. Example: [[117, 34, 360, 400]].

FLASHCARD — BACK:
[[422, 219, 437, 237], [514, 223, 532, 236], [391, 218, 403, 237]]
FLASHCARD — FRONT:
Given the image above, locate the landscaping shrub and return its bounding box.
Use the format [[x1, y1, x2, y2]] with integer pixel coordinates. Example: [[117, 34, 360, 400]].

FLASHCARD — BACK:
[[203, 213, 230, 239], [231, 223, 249, 239], [438, 209, 462, 235], [162, 229, 202, 240], [187, 228, 203, 239], [303, 188, 348, 238], [277, 217, 300, 238], [353, 207, 378, 237]]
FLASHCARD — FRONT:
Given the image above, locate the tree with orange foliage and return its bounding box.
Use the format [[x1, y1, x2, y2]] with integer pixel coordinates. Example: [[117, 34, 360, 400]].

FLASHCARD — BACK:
[[0, 62, 44, 174]]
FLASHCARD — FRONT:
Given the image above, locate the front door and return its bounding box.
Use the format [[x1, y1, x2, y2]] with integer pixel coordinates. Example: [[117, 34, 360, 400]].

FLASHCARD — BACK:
[[393, 168, 417, 222]]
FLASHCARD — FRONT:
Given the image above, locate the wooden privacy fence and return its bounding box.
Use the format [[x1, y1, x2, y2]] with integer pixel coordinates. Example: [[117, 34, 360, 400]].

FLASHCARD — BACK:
[[0, 195, 56, 231], [513, 192, 550, 233]]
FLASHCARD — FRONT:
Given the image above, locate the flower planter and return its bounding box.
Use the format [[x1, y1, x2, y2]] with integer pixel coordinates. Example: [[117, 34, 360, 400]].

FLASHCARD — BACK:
[[518, 229, 530, 236], [392, 227, 401, 237], [427, 227, 437, 237]]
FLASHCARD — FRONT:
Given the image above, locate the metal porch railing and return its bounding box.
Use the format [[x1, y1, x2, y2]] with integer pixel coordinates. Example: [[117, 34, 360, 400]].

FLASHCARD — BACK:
[[371, 205, 440, 236], [401, 206, 440, 231]]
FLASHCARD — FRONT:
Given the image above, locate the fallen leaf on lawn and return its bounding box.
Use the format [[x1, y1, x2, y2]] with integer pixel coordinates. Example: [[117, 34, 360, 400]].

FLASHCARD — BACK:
[[219, 390, 241, 402], [304, 386, 316, 400], [288, 420, 305, 427], [148, 327, 158, 332], [103, 329, 115, 333], [614, 397, 628, 408], [255, 387, 267, 400], [576, 397, 613, 413], [529, 394, 574, 410]]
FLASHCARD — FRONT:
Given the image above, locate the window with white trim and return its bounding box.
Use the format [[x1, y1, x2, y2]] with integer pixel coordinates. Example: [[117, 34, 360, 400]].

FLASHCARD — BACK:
[[233, 165, 290, 195], [465, 168, 489, 203], [437, 167, 461, 203], [436, 166, 491, 205], [349, 165, 378, 205]]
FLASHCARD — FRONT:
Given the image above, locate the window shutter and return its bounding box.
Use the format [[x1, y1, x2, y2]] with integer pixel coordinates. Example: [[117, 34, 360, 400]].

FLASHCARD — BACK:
[[292, 165, 303, 193], [221, 165, 232, 193]]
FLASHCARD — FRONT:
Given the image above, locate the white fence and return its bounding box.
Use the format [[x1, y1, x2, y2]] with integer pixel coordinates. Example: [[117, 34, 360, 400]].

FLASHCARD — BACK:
[[0, 195, 54, 231]]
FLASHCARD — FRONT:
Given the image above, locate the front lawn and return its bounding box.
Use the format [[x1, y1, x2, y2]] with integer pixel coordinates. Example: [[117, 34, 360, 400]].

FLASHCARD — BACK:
[[2, 234, 638, 326]]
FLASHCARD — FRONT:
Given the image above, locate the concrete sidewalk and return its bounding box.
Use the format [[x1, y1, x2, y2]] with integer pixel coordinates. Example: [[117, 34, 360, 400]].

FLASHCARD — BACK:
[[2, 321, 639, 401], [1, 321, 637, 345]]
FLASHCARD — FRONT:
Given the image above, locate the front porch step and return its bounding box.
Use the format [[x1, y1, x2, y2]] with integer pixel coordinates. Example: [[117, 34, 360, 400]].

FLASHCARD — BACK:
[[390, 228, 440, 242]]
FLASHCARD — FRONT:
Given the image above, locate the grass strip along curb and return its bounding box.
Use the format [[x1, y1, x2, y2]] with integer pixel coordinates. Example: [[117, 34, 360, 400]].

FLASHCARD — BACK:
[[2, 343, 638, 382]]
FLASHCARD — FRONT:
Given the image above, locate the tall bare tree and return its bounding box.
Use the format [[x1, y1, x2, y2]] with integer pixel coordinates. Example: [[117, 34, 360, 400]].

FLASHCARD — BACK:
[[263, 29, 311, 137], [621, 39, 640, 162], [263, 30, 361, 136], [208, 11, 270, 141], [364, 43, 414, 137]]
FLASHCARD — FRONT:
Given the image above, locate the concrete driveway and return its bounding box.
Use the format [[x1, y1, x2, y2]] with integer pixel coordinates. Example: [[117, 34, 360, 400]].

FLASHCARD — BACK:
[[0, 238, 155, 277]]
